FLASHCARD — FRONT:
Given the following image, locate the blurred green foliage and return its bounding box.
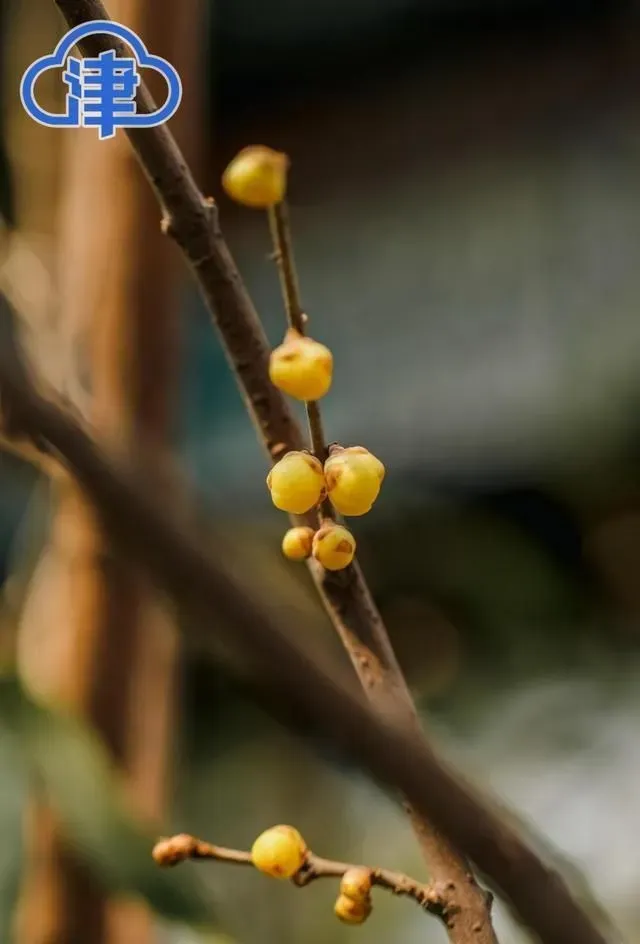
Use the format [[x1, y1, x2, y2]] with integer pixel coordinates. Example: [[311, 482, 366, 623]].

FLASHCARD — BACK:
[[0, 671, 217, 933], [0, 724, 25, 942]]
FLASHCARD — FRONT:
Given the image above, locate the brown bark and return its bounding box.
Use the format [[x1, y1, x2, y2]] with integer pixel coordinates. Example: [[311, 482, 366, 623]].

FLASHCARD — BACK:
[[15, 3, 202, 943]]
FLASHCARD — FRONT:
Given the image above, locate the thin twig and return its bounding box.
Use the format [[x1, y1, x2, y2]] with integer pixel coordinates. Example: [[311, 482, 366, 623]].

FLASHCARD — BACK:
[[152, 833, 450, 917], [268, 203, 305, 333], [153, 835, 253, 868], [0, 326, 615, 944], [305, 402, 329, 466], [268, 201, 331, 483]]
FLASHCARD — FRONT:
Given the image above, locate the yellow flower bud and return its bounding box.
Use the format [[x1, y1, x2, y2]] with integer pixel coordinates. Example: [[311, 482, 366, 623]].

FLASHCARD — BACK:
[[324, 446, 385, 517], [312, 523, 356, 571], [251, 825, 307, 879], [269, 329, 333, 401], [340, 867, 373, 902], [282, 526, 315, 561], [222, 145, 288, 208], [267, 451, 325, 514], [334, 893, 371, 925]]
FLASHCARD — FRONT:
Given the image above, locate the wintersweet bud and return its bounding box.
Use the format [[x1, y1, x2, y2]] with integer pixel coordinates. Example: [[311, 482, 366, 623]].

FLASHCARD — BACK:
[[251, 825, 307, 879], [267, 451, 325, 514], [340, 867, 373, 902], [269, 328, 333, 401], [312, 522, 356, 571], [334, 893, 372, 924], [324, 446, 385, 517], [222, 145, 288, 208], [281, 526, 315, 561]]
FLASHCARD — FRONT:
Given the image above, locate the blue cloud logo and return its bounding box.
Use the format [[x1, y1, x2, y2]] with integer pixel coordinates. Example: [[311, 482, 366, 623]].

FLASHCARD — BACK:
[[20, 20, 182, 139]]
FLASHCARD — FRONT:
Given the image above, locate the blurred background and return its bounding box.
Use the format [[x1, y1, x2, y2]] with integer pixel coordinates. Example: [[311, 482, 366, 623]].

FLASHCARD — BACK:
[[2, 0, 640, 941]]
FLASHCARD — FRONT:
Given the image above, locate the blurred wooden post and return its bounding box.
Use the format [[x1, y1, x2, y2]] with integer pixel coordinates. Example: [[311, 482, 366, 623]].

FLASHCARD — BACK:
[[15, 2, 203, 943]]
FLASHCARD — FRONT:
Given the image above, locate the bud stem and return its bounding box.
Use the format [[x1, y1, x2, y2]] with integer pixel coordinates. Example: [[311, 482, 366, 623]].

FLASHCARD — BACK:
[[268, 202, 305, 335], [268, 201, 333, 500]]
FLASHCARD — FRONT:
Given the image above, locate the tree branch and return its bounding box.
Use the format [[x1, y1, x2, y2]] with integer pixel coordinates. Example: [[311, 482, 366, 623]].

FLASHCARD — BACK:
[[0, 312, 615, 944], [49, 5, 497, 940], [152, 832, 452, 919]]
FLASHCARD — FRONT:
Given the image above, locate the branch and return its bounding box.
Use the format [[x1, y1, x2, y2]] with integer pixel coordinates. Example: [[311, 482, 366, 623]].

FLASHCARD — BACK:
[[152, 833, 451, 919], [49, 5, 495, 941], [0, 313, 615, 944]]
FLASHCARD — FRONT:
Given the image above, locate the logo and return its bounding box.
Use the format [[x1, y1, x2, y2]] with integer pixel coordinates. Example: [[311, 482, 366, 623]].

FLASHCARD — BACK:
[[20, 20, 182, 140]]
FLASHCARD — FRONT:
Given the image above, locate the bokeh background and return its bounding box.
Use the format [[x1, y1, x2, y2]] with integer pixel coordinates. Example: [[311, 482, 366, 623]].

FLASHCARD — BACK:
[[2, 0, 640, 941]]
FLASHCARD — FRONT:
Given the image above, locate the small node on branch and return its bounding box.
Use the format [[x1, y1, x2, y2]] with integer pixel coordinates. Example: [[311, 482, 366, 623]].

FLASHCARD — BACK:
[[152, 833, 199, 866], [251, 825, 307, 879], [202, 196, 218, 227], [270, 441, 289, 460], [160, 213, 175, 237], [419, 880, 458, 921]]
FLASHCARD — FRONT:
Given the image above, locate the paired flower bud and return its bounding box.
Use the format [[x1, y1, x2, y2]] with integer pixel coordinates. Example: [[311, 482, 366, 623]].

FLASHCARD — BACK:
[[280, 520, 356, 571], [267, 451, 325, 514], [222, 145, 289, 208], [251, 825, 307, 879], [268, 446, 384, 519], [334, 867, 373, 924], [324, 446, 385, 517], [269, 328, 333, 402]]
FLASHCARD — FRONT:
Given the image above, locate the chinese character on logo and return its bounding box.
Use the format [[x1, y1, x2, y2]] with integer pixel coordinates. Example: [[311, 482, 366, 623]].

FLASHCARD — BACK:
[[63, 49, 141, 140], [20, 20, 182, 139]]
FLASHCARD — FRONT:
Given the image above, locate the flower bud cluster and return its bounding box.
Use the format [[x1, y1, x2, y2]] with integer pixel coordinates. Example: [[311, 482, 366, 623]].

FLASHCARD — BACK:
[[269, 445, 385, 571], [223, 147, 386, 574]]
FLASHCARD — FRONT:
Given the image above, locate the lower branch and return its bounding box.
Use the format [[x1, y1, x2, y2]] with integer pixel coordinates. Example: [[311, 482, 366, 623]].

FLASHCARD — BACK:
[[152, 833, 456, 922]]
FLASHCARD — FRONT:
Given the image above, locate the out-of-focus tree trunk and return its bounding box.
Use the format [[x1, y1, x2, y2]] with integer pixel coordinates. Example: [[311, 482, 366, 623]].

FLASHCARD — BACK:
[[15, 3, 203, 943], [3, 1, 62, 237]]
